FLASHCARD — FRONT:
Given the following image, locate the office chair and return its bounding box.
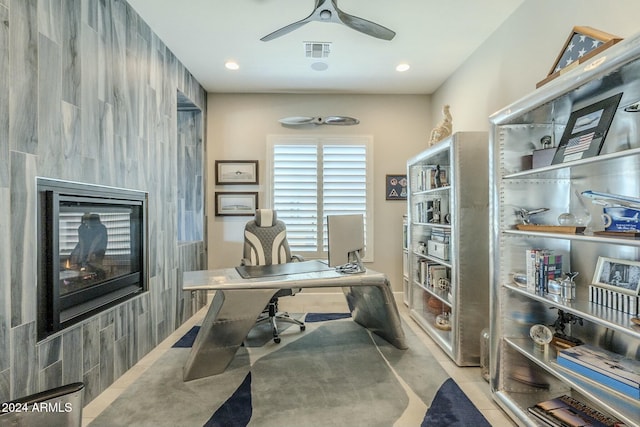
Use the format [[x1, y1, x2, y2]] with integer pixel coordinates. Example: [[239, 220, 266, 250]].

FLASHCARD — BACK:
[[241, 209, 305, 343]]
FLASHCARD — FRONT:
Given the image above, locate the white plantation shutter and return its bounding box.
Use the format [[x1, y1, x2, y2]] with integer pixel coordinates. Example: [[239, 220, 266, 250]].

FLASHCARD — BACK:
[[322, 144, 368, 251], [268, 135, 373, 260], [272, 144, 319, 251]]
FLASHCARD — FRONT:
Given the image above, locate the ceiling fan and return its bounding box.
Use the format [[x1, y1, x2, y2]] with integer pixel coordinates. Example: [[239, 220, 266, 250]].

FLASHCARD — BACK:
[[261, 0, 396, 42], [278, 116, 360, 126]]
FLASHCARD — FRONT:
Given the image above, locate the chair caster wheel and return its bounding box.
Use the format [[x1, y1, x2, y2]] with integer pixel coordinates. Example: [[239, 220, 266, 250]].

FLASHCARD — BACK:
[[300, 325, 306, 331], [274, 337, 281, 344]]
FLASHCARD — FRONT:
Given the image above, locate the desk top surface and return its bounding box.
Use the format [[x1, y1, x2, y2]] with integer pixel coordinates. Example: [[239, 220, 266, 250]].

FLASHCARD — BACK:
[[235, 259, 333, 279], [182, 263, 386, 291]]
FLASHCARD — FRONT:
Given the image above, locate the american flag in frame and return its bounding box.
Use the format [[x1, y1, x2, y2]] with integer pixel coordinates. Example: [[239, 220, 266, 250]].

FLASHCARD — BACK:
[[552, 92, 623, 165], [537, 26, 622, 88]]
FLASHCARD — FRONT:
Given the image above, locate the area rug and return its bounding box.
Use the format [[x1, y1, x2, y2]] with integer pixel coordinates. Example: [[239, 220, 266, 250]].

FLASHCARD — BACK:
[[89, 314, 490, 427]]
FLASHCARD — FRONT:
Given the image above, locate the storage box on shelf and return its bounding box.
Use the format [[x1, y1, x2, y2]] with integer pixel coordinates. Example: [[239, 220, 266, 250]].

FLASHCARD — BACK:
[[407, 132, 489, 366], [489, 32, 640, 426]]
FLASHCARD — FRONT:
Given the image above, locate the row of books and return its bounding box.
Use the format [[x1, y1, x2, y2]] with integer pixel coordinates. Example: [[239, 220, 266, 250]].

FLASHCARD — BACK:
[[589, 285, 639, 315], [557, 344, 640, 400], [525, 248, 567, 294], [418, 259, 448, 288], [528, 394, 626, 427], [415, 165, 448, 191], [414, 196, 449, 224]]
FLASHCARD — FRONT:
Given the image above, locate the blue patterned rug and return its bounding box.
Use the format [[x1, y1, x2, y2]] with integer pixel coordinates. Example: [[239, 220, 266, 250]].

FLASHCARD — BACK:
[[90, 313, 490, 427]]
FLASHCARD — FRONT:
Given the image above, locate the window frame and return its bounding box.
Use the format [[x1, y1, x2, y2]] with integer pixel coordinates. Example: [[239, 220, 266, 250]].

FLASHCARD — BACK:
[[266, 135, 374, 262]]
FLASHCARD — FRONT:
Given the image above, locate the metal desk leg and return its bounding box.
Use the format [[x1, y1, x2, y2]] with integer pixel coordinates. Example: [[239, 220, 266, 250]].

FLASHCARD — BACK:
[[183, 288, 277, 381], [342, 279, 407, 349]]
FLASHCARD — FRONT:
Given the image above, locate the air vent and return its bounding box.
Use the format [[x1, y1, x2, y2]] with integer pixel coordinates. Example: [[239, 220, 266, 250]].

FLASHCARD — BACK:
[[304, 42, 331, 59]]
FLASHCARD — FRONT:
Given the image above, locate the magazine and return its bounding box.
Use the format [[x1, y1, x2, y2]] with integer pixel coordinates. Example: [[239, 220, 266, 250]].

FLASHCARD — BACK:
[[528, 395, 625, 427]]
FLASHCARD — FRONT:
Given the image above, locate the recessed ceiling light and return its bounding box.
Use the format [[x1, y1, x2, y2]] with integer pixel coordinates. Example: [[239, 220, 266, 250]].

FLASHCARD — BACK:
[[225, 61, 239, 71], [396, 63, 410, 72]]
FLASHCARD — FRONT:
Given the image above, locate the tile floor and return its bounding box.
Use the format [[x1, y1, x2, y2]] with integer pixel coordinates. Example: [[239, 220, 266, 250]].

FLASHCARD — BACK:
[[82, 293, 515, 426]]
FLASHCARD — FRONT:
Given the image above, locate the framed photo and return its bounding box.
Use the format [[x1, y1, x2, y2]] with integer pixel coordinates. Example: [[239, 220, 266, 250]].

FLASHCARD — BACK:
[[215, 160, 258, 185], [385, 174, 407, 200], [215, 192, 258, 216], [430, 165, 448, 189], [592, 256, 640, 296], [551, 92, 623, 165], [537, 26, 622, 88]]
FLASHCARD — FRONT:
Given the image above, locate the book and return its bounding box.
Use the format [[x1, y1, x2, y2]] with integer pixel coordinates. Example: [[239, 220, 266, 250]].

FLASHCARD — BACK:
[[540, 253, 563, 293], [589, 285, 639, 315], [528, 394, 626, 427], [526, 249, 550, 293], [557, 344, 640, 399], [430, 228, 451, 243], [525, 249, 569, 293]]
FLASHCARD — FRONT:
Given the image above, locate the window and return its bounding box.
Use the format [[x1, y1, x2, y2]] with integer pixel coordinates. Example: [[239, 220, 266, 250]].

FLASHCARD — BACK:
[[267, 136, 373, 261]]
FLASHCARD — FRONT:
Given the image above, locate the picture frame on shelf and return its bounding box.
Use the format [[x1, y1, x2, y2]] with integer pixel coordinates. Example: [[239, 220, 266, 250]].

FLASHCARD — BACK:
[[385, 174, 407, 200], [215, 192, 258, 216], [215, 160, 259, 185], [592, 256, 640, 296], [537, 26, 622, 88], [430, 165, 448, 189], [551, 92, 623, 165]]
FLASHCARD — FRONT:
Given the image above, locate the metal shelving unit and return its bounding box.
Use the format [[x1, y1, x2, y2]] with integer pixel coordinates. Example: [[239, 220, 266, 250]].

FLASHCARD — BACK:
[[402, 215, 409, 306], [489, 32, 640, 426], [406, 131, 490, 366]]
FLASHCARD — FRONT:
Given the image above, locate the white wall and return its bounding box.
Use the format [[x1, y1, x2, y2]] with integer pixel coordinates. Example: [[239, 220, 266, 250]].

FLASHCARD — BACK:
[[207, 94, 431, 290], [431, 0, 640, 130]]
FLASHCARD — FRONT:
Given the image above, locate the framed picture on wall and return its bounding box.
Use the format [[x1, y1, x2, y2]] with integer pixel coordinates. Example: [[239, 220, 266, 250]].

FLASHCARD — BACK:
[[215, 160, 259, 185], [215, 192, 258, 216], [385, 174, 407, 200]]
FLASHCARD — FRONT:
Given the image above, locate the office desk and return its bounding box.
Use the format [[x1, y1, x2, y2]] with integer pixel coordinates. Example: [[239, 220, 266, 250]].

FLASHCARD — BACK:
[[181, 265, 407, 381]]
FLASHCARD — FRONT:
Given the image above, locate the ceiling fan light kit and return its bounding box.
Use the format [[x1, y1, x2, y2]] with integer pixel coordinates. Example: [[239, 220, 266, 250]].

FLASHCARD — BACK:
[[261, 0, 396, 42]]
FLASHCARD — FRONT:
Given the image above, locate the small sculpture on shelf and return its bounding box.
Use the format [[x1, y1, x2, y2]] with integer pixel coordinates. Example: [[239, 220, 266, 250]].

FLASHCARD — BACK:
[[515, 207, 550, 224], [550, 308, 583, 349], [429, 105, 452, 146]]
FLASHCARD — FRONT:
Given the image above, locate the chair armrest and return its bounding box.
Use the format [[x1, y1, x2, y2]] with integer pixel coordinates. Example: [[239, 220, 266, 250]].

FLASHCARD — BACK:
[[291, 254, 305, 262]]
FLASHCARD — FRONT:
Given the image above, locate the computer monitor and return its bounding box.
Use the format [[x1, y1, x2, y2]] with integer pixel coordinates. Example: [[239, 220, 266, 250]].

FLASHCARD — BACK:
[[327, 214, 365, 273]]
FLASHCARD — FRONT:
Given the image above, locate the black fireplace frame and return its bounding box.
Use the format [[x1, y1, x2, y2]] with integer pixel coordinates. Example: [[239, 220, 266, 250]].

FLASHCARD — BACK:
[[37, 179, 148, 340]]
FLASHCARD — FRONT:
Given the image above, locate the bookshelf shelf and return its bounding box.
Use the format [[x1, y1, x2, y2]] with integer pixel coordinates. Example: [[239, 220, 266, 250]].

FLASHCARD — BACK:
[[504, 283, 640, 337], [504, 337, 638, 426]]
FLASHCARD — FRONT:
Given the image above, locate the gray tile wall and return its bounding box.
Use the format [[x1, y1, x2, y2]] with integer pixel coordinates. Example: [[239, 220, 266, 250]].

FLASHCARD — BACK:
[[177, 109, 204, 242], [0, 0, 208, 405]]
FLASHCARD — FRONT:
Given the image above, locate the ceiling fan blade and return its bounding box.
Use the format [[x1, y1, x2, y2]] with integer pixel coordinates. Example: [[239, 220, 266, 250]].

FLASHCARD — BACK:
[[278, 116, 321, 125], [261, 0, 394, 41], [335, 9, 396, 41], [322, 116, 360, 125], [260, 18, 312, 42]]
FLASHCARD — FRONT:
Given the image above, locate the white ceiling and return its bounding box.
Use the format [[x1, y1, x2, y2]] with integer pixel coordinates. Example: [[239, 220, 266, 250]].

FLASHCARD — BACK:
[[126, 0, 524, 94]]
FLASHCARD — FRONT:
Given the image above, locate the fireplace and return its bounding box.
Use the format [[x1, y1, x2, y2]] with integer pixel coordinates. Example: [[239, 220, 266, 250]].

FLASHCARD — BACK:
[[37, 179, 148, 340]]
